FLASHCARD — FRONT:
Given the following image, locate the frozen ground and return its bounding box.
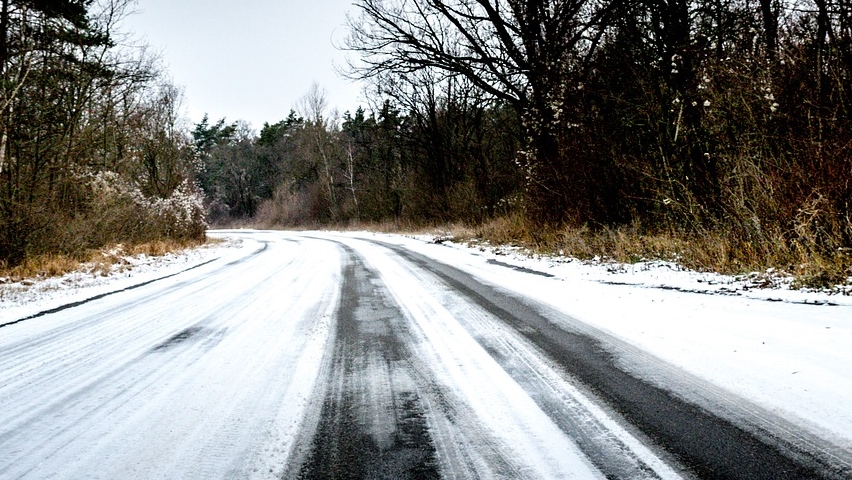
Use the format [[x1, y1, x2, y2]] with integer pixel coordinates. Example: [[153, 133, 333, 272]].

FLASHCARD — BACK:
[[1, 229, 850, 478]]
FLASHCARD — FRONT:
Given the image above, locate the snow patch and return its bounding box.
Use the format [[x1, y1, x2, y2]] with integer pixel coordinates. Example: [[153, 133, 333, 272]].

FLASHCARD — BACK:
[[0, 236, 247, 325]]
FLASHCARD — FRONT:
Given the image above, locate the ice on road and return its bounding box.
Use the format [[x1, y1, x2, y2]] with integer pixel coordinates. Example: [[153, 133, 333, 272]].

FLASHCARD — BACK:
[[0, 230, 850, 479]]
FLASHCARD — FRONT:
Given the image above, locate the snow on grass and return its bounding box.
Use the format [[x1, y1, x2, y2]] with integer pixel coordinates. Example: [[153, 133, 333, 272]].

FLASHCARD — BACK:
[[422, 235, 852, 306], [0, 236, 247, 325]]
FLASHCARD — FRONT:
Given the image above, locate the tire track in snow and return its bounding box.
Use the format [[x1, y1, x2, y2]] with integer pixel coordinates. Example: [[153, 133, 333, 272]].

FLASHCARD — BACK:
[[0, 238, 291, 434], [0, 233, 340, 479], [294, 247, 443, 479], [295, 237, 604, 479], [372, 239, 846, 480], [0, 238, 269, 330]]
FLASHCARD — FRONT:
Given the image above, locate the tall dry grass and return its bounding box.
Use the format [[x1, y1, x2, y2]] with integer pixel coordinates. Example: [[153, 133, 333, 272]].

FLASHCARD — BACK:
[[0, 238, 209, 283], [467, 213, 851, 289]]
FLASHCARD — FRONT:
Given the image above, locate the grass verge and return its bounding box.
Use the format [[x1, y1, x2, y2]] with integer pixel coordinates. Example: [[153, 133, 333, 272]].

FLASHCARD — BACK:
[[0, 238, 210, 283], [425, 214, 851, 290], [242, 214, 852, 290]]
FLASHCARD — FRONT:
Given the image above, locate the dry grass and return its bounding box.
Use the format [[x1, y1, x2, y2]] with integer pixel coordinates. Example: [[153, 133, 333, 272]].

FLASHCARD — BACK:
[[465, 215, 851, 289], [0, 254, 82, 281], [279, 218, 478, 239], [0, 238, 209, 283]]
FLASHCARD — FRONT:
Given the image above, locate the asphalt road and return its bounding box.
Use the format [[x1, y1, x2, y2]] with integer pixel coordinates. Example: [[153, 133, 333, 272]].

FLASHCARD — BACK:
[[0, 231, 849, 479]]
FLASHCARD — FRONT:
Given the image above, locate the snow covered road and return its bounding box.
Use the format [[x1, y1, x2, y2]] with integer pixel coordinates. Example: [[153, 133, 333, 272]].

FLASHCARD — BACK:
[[1, 230, 850, 479]]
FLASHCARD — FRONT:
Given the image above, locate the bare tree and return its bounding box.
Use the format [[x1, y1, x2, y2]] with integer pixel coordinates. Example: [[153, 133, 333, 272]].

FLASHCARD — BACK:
[[297, 82, 330, 124], [347, 0, 623, 223], [344, 138, 360, 221], [297, 83, 340, 220], [133, 82, 194, 198]]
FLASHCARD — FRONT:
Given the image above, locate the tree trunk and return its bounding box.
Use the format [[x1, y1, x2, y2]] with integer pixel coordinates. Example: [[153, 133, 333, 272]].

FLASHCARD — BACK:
[[759, 0, 779, 62]]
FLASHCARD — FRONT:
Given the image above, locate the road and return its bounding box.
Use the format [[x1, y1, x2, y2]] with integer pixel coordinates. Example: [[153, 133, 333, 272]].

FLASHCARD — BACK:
[[0, 230, 849, 479]]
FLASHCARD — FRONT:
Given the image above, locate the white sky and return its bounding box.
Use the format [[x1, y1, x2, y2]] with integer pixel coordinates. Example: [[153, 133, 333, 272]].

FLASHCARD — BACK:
[[120, 0, 366, 130]]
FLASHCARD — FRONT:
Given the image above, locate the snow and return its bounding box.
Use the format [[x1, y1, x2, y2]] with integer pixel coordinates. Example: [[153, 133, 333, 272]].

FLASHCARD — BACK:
[[350, 238, 606, 478], [334, 231, 852, 453], [428, 236, 852, 306], [0, 231, 343, 479], [345, 237, 682, 479], [0, 237, 251, 326], [2, 228, 850, 476]]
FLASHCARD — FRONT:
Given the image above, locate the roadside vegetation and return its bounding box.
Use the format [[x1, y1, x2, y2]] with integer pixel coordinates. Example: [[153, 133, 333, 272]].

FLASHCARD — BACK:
[[3, 0, 850, 289], [0, 0, 206, 277], [470, 216, 852, 290], [0, 238, 206, 283], [195, 0, 852, 288]]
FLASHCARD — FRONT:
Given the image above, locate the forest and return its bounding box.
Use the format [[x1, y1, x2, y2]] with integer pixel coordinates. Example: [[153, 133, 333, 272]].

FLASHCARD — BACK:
[[2, 0, 851, 285], [0, 0, 204, 272]]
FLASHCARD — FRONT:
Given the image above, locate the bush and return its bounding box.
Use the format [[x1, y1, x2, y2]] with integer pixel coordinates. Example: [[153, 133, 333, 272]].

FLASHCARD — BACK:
[[0, 171, 206, 269], [87, 171, 207, 244]]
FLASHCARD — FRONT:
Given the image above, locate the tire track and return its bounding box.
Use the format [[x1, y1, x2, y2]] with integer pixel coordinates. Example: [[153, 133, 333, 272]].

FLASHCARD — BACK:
[[0, 234, 340, 479], [295, 247, 441, 479], [295, 238, 600, 479], [372, 239, 848, 480]]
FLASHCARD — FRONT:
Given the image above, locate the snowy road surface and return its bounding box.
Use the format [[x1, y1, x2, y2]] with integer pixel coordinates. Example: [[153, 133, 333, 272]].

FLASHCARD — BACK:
[[1, 230, 851, 479]]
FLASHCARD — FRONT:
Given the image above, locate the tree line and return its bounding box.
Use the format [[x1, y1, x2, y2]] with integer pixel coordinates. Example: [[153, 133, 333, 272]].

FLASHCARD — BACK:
[[4, 0, 849, 279], [345, 0, 852, 255], [201, 0, 850, 277], [194, 81, 521, 228], [0, 0, 204, 268]]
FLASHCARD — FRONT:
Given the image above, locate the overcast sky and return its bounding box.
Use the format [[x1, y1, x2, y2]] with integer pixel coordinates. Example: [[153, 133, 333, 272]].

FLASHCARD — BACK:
[[120, 0, 365, 130]]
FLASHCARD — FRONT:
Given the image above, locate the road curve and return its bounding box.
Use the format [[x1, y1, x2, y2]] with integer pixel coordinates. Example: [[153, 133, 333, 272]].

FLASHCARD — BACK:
[[0, 230, 849, 479]]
